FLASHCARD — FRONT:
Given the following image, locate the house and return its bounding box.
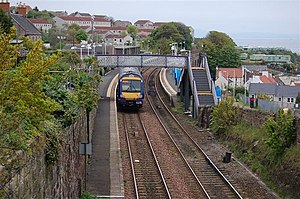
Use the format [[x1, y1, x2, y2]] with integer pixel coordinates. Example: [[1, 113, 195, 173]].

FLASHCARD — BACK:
[[134, 20, 153, 29], [114, 20, 132, 27], [250, 54, 291, 63], [249, 83, 277, 100], [10, 13, 41, 41], [249, 83, 300, 104], [105, 34, 132, 46], [215, 67, 243, 91], [29, 18, 52, 33], [53, 16, 112, 29], [70, 11, 91, 17]]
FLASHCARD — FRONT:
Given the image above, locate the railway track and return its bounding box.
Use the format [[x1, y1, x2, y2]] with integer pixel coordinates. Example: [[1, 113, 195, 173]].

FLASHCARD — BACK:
[[146, 68, 244, 199], [122, 112, 171, 199]]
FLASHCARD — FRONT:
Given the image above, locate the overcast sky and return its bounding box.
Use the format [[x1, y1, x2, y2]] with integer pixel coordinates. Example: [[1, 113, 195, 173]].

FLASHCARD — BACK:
[[9, 0, 300, 52]]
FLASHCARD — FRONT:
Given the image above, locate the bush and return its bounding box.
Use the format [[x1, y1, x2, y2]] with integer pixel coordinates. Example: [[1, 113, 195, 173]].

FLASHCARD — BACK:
[[210, 97, 240, 135]]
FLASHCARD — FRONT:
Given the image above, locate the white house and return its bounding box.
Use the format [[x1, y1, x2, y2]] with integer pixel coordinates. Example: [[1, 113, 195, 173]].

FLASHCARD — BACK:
[[53, 16, 111, 29], [215, 67, 243, 91], [105, 34, 133, 46], [134, 20, 153, 29], [29, 18, 52, 33]]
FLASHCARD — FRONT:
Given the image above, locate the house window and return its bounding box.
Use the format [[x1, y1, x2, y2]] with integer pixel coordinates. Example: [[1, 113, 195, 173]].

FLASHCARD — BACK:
[[279, 98, 281, 101], [291, 98, 294, 103], [120, 39, 122, 42], [287, 98, 290, 102]]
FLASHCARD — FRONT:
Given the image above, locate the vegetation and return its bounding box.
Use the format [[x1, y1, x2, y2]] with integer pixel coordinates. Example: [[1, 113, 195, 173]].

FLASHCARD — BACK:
[[210, 97, 240, 135], [127, 25, 138, 43], [75, 29, 88, 43], [80, 192, 97, 199], [195, 31, 241, 79], [211, 101, 299, 198], [264, 109, 296, 158], [146, 22, 193, 54], [0, 29, 101, 188], [26, 8, 54, 19], [0, 9, 13, 34]]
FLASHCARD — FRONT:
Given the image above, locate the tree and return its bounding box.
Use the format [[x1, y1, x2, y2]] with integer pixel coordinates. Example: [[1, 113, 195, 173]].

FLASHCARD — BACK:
[[197, 31, 241, 79], [67, 24, 81, 45], [147, 22, 193, 54], [127, 25, 138, 42], [0, 9, 13, 34], [264, 109, 296, 157], [75, 29, 88, 43], [210, 97, 240, 135]]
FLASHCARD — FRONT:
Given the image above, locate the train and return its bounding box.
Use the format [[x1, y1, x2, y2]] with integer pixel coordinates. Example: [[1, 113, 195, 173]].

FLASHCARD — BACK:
[[116, 67, 144, 109]]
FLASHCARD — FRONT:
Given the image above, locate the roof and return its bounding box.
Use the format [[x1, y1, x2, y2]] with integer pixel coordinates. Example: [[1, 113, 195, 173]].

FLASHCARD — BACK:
[[249, 83, 277, 96], [276, 85, 300, 98], [218, 67, 243, 78], [134, 20, 152, 25], [11, 14, 41, 35], [259, 75, 277, 83], [243, 65, 268, 72], [105, 34, 128, 39], [29, 18, 51, 24], [57, 16, 110, 22]]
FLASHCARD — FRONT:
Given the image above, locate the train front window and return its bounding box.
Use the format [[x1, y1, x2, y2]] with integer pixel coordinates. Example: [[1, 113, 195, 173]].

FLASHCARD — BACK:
[[122, 80, 141, 92]]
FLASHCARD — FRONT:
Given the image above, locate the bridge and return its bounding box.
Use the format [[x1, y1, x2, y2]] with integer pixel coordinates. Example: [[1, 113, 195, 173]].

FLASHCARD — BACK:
[[95, 53, 217, 118]]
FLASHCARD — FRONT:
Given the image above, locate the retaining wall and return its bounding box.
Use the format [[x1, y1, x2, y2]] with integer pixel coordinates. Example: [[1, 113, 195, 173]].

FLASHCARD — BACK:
[[1, 109, 96, 198]]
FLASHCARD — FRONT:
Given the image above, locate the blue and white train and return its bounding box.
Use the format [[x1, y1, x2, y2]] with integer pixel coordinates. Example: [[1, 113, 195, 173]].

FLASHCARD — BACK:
[[116, 67, 144, 109]]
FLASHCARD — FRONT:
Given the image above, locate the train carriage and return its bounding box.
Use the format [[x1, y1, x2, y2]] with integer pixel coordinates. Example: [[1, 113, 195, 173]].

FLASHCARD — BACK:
[[116, 67, 144, 109]]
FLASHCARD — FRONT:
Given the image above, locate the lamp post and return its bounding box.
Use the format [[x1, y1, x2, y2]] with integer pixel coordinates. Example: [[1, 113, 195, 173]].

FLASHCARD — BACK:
[[233, 69, 236, 98], [91, 15, 95, 56], [57, 35, 65, 50]]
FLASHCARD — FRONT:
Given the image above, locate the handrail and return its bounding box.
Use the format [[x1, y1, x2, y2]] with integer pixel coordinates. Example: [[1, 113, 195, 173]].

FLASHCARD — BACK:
[[203, 54, 217, 105]]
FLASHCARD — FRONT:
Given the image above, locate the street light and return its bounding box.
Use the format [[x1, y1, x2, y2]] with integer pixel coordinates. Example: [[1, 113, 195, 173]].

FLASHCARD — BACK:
[[90, 15, 95, 56], [57, 35, 66, 50]]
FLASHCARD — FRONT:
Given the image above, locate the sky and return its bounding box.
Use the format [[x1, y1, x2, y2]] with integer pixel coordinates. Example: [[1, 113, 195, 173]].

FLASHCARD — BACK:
[[9, 0, 300, 52]]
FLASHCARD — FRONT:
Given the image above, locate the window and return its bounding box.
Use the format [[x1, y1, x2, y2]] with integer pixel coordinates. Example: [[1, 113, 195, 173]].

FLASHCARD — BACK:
[[291, 98, 294, 103], [279, 98, 281, 101], [287, 98, 290, 102]]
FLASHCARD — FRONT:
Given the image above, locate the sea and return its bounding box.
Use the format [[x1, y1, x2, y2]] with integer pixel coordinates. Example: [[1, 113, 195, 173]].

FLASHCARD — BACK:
[[234, 38, 300, 55]]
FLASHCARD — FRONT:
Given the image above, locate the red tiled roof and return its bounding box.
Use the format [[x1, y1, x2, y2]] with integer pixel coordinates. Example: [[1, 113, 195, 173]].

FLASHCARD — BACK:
[[138, 28, 152, 33], [29, 18, 51, 24], [134, 20, 151, 25], [259, 75, 277, 83], [94, 26, 127, 31], [218, 67, 243, 78], [58, 16, 110, 22], [105, 34, 127, 39]]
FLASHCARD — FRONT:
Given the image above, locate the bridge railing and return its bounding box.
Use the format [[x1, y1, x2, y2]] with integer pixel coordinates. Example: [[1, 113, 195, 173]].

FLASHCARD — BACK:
[[203, 54, 218, 105], [96, 54, 188, 68]]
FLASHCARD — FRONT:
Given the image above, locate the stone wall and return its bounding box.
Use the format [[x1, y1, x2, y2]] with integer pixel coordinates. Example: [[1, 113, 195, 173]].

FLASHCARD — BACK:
[[1, 108, 96, 199]]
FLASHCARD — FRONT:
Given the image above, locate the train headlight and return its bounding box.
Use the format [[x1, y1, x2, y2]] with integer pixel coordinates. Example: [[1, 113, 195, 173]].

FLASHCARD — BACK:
[[120, 94, 125, 99], [135, 94, 143, 99]]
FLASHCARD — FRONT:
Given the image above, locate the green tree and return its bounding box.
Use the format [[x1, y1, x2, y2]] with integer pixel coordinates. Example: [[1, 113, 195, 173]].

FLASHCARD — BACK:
[[75, 29, 88, 43], [210, 97, 240, 135], [127, 25, 138, 42], [264, 109, 296, 157], [149, 22, 192, 54], [67, 24, 81, 45], [26, 9, 54, 19], [197, 31, 241, 79], [0, 9, 13, 34]]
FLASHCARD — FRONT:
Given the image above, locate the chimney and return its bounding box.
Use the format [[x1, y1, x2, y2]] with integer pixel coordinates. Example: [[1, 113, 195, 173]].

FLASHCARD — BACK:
[[0, 0, 10, 13], [17, 2, 26, 16]]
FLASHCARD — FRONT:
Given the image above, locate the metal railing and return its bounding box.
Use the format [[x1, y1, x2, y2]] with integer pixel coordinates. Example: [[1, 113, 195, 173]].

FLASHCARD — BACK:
[[96, 54, 188, 68]]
